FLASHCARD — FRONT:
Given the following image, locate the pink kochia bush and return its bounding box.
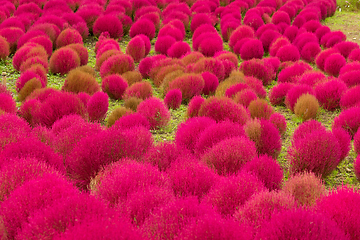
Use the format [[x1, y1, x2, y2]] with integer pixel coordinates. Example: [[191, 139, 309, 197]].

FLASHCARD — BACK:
[[239, 58, 275, 86], [126, 35, 146, 62], [87, 91, 109, 122], [100, 54, 135, 78], [136, 97, 171, 130], [315, 185, 360, 240], [0, 174, 79, 240], [111, 113, 150, 131], [167, 74, 204, 102], [333, 106, 360, 137], [175, 117, 216, 154], [324, 53, 346, 77], [141, 142, 182, 171], [201, 136, 257, 176], [55, 28, 83, 49], [141, 197, 214, 240], [186, 95, 205, 118], [340, 85, 360, 110], [269, 83, 295, 106], [49, 47, 80, 75], [235, 191, 297, 230], [101, 74, 128, 100], [198, 96, 250, 125], [164, 89, 182, 109], [65, 127, 153, 190], [203, 171, 266, 216], [255, 208, 349, 240], [241, 155, 284, 191], [93, 160, 169, 206], [166, 159, 219, 200], [315, 79, 347, 111], [287, 126, 341, 178], [93, 14, 123, 39], [16, 193, 113, 240]]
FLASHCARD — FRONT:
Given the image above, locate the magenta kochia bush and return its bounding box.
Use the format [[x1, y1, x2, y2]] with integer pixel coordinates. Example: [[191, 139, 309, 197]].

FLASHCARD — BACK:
[[201, 71, 219, 95], [166, 159, 219, 199], [228, 25, 255, 51], [285, 84, 315, 112], [175, 117, 216, 154], [235, 191, 297, 230], [129, 18, 156, 40], [0, 174, 79, 240], [186, 95, 205, 118], [269, 83, 294, 106], [99, 54, 135, 78], [0, 93, 16, 114], [101, 74, 128, 100], [315, 79, 347, 111], [348, 48, 360, 62], [315, 185, 360, 240], [66, 127, 153, 190], [241, 155, 284, 191], [332, 127, 352, 161], [167, 74, 204, 102], [192, 57, 225, 81], [203, 171, 266, 216], [126, 35, 145, 62], [339, 70, 360, 87], [121, 186, 175, 227], [315, 48, 340, 71], [141, 197, 214, 240], [155, 36, 176, 55], [239, 39, 264, 60], [239, 58, 274, 86], [141, 142, 182, 171], [93, 160, 168, 206], [277, 61, 313, 84], [333, 41, 359, 58], [201, 136, 257, 176], [340, 85, 360, 110], [198, 96, 250, 125], [167, 41, 191, 58], [87, 91, 109, 122], [301, 42, 322, 63], [0, 158, 60, 202], [287, 129, 341, 178], [55, 28, 83, 49], [164, 89, 182, 110], [194, 121, 245, 157], [333, 106, 360, 137], [136, 97, 171, 130], [276, 44, 300, 62], [16, 193, 112, 240], [177, 212, 254, 240], [93, 14, 123, 39], [255, 208, 349, 240], [111, 113, 150, 131], [49, 47, 80, 75], [0, 137, 65, 173], [269, 112, 287, 135], [324, 53, 346, 77]]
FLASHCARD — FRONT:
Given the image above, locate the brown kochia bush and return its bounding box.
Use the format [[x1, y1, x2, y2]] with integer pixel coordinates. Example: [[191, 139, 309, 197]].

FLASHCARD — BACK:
[[294, 94, 319, 121], [248, 98, 275, 120], [62, 67, 100, 95], [121, 71, 143, 86], [107, 107, 134, 127], [18, 78, 43, 102], [124, 97, 143, 112]]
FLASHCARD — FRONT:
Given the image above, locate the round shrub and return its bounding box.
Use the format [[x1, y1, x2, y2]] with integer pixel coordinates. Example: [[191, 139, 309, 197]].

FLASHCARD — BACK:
[[141, 142, 182, 171], [129, 18, 155, 40], [285, 84, 315, 112], [269, 36, 291, 57], [155, 36, 176, 55], [315, 48, 340, 71], [301, 42, 322, 63], [197, 34, 224, 57], [333, 106, 360, 137], [283, 171, 326, 206], [201, 71, 218, 95], [66, 43, 88, 66], [123, 81, 152, 100], [315, 185, 360, 240], [126, 35, 145, 63], [167, 41, 191, 58], [137, 97, 171, 130], [106, 107, 134, 127], [339, 70, 360, 87], [277, 61, 312, 84], [294, 93, 319, 121], [276, 44, 300, 62], [122, 70, 143, 86], [99, 54, 135, 78], [87, 91, 108, 122], [239, 58, 274, 86], [235, 191, 297, 230], [164, 89, 182, 109], [248, 98, 274, 120], [167, 74, 204, 102], [198, 96, 250, 125], [186, 95, 205, 118], [55, 28, 83, 49], [101, 74, 128, 100], [111, 113, 150, 131], [190, 13, 214, 33], [62, 68, 100, 95], [192, 57, 225, 82], [269, 112, 287, 135], [0, 93, 16, 114], [93, 14, 123, 39], [201, 136, 257, 176], [242, 155, 284, 191], [315, 79, 347, 111], [348, 48, 360, 62], [269, 82, 294, 106], [340, 85, 360, 110], [203, 171, 266, 216], [0, 35, 9, 60], [49, 47, 80, 75], [324, 53, 346, 77], [334, 41, 359, 58], [287, 129, 341, 178], [239, 39, 264, 60], [229, 25, 255, 51], [244, 119, 282, 159], [255, 208, 349, 240]]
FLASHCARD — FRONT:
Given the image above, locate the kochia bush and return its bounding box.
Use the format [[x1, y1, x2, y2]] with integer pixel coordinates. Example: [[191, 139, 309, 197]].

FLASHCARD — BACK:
[[137, 97, 171, 130]]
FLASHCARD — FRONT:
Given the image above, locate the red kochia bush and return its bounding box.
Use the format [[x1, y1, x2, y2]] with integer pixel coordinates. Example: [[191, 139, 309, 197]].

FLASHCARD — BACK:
[[55, 28, 83, 49], [333, 106, 360, 137], [87, 91, 108, 122], [201, 136, 257, 176], [175, 117, 216, 154], [269, 112, 287, 135], [99, 54, 135, 78], [0, 93, 16, 114], [129, 18, 155, 40], [203, 171, 266, 216], [269, 83, 294, 106], [123, 81, 153, 100], [166, 159, 219, 200], [66, 127, 153, 190], [339, 70, 360, 87], [239, 58, 274, 86], [285, 84, 315, 112], [126, 35, 145, 62], [141, 142, 182, 171], [283, 171, 326, 206], [93, 14, 123, 39], [277, 61, 313, 84], [315, 79, 347, 111], [239, 39, 264, 60], [192, 57, 225, 82], [0, 174, 79, 240], [101, 74, 128, 100], [340, 85, 360, 110], [201, 71, 218, 95], [167, 41, 191, 58], [315, 185, 360, 240], [137, 97, 171, 130], [0, 35, 9, 60], [155, 36, 176, 55], [167, 74, 204, 102], [94, 160, 168, 206], [315, 48, 340, 71], [324, 53, 346, 77], [186, 95, 205, 118], [229, 25, 255, 51], [49, 47, 80, 75], [255, 209, 349, 240], [287, 129, 341, 178], [348, 48, 360, 62], [276, 44, 300, 62], [301, 42, 322, 63], [164, 89, 182, 109], [198, 96, 250, 125]]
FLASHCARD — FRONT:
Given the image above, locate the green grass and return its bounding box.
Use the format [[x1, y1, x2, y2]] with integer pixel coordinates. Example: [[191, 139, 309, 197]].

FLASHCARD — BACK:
[[337, 0, 360, 11]]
